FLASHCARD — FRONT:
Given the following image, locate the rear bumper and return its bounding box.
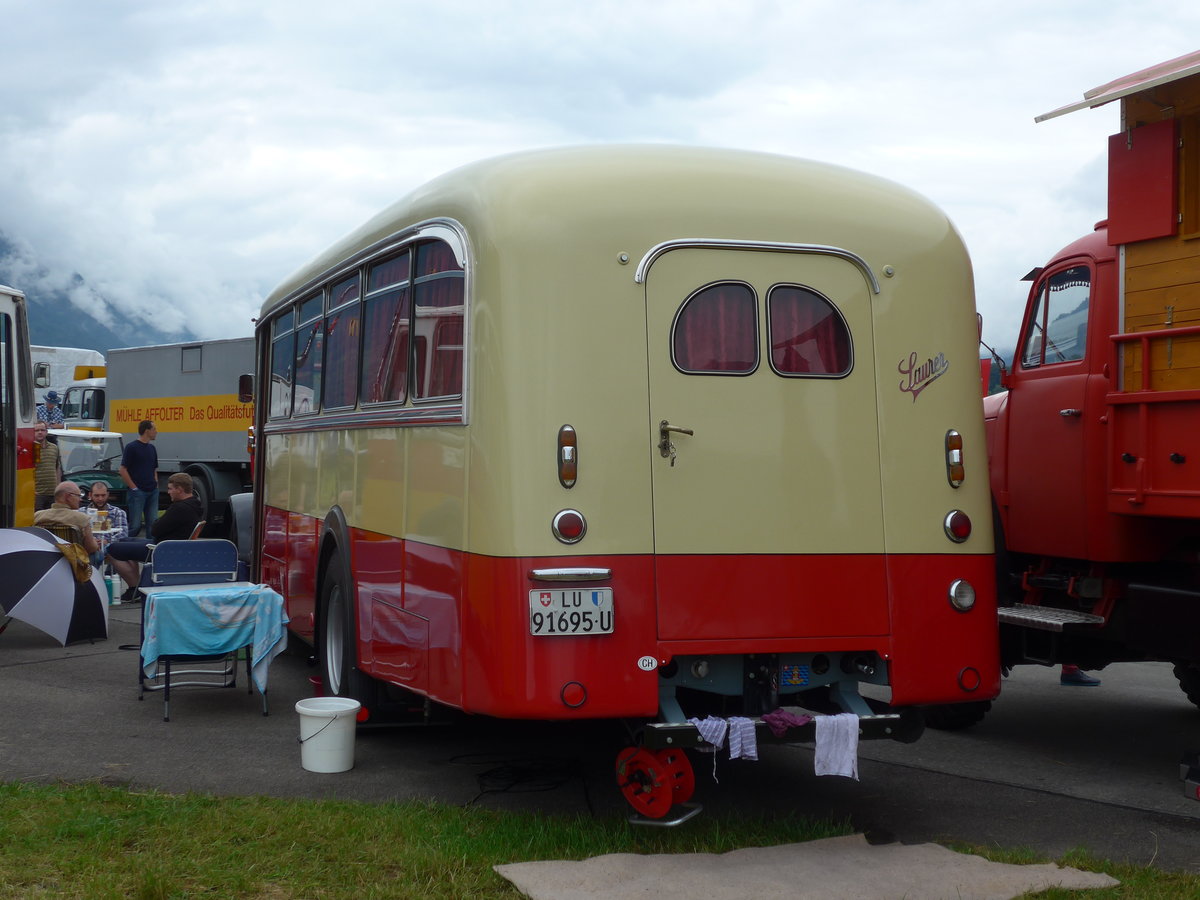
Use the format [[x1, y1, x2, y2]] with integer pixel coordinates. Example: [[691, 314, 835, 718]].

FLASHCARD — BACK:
[[639, 708, 925, 750]]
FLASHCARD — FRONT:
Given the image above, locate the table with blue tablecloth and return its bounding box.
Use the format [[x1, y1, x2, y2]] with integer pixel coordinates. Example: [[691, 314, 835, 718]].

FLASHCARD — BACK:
[[140, 583, 289, 692]]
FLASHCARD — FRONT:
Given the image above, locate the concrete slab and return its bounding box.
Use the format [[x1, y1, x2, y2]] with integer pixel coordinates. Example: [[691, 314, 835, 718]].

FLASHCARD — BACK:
[[494, 833, 1119, 900]]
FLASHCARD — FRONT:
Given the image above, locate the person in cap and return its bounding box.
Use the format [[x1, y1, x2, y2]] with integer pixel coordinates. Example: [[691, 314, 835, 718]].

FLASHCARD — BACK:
[[36, 390, 65, 427]]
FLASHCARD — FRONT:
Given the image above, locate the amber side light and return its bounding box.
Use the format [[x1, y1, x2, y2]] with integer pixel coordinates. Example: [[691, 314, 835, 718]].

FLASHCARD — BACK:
[[558, 425, 577, 488], [945, 429, 964, 487]]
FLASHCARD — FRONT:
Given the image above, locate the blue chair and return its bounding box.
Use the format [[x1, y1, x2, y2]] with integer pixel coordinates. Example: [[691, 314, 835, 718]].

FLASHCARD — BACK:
[[138, 539, 261, 721]]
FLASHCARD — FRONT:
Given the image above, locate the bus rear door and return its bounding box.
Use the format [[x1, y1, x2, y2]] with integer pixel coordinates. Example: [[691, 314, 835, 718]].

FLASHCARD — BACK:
[[644, 247, 889, 642]]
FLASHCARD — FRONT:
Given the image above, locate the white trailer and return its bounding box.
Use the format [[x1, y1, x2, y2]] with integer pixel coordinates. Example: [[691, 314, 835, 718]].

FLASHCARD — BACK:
[[31, 345, 105, 405]]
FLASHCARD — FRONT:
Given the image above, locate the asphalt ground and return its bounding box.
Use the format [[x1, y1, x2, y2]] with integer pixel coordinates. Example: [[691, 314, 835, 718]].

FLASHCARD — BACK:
[[3, 602, 1200, 875]]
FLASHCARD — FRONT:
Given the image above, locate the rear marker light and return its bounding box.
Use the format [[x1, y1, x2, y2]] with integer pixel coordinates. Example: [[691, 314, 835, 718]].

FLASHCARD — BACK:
[[558, 425, 577, 488], [552, 509, 587, 544], [944, 510, 971, 543], [948, 579, 976, 611], [945, 429, 964, 487]]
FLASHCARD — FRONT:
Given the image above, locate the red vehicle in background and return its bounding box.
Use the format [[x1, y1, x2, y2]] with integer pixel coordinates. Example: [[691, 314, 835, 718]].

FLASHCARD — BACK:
[[943, 52, 1200, 727]]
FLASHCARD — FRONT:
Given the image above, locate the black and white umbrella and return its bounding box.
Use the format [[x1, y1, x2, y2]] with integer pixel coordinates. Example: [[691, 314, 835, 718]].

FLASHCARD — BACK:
[[0, 528, 108, 645]]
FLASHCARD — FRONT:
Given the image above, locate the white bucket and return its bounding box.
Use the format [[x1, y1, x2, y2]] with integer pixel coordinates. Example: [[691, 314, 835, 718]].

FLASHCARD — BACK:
[[295, 697, 361, 773]]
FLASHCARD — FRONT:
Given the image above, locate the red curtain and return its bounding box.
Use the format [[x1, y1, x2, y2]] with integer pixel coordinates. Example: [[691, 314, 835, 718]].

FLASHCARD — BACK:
[[673, 283, 757, 372], [768, 287, 851, 375]]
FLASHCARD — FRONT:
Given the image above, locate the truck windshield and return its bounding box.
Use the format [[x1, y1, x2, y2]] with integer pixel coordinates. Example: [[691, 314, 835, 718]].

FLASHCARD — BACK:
[[1020, 265, 1090, 367]]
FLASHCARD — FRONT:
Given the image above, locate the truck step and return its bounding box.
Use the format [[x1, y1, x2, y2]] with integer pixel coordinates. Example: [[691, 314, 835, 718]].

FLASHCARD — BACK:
[[998, 604, 1106, 632]]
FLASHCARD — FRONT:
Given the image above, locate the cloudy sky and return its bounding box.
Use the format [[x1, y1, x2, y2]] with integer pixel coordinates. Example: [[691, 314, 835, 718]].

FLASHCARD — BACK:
[[2, 1, 1198, 353]]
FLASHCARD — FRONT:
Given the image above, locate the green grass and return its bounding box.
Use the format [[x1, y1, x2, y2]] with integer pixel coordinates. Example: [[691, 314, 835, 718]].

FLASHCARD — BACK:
[[1, 781, 1196, 899]]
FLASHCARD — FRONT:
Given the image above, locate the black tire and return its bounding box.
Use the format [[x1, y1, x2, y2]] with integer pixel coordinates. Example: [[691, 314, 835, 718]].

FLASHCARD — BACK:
[[189, 472, 211, 530], [1173, 662, 1200, 710], [921, 700, 992, 730]]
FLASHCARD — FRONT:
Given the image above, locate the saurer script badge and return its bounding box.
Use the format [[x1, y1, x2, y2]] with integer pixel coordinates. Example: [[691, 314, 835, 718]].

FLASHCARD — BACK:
[[898, 350, 949, 402]]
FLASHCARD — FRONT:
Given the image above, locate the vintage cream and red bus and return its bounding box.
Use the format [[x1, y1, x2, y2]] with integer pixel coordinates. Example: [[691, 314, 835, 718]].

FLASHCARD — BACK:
[[249, 145, 999, 818], [1, 283, 36, 528]]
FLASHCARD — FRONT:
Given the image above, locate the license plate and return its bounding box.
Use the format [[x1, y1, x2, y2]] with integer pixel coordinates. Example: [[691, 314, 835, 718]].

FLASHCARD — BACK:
[[529, 589, 614, 636]]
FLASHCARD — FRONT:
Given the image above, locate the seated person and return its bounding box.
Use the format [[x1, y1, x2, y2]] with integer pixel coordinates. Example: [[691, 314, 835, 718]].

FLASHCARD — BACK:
[[108, 472, 203, 603], [33, 481, 101, 559], [80, 482, 128, 568]]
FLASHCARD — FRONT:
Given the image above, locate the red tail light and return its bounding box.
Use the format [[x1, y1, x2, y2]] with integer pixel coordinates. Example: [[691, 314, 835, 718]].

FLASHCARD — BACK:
[[552, 509, 587, 544], [944, 510, 972, 543]]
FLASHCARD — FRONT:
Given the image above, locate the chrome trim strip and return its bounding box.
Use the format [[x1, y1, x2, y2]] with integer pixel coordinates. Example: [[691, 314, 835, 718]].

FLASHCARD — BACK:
[[262, 403, 464, 435], [263, 218, 470, 319], [634, 239, 881, 294], [529, 567, 612, 582]]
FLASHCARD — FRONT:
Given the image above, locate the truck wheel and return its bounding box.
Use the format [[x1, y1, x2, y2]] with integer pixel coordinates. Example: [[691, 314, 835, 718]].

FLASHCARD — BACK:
[[921, 700, 992, 730], [1172, 662, 1200, 710], [189, 473, 211, 526]]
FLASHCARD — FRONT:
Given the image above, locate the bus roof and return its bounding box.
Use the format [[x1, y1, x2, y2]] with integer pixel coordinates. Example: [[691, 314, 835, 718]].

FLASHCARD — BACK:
[[262, 144, 955, 319]]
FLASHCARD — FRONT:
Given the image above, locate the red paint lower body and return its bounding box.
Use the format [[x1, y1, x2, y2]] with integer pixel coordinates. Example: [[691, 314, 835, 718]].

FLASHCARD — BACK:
[[260, 508, 999, 718]]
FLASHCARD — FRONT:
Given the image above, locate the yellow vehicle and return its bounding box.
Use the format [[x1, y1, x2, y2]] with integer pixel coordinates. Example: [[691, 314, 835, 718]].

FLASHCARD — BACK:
[[250, 145, 999, 819], [1, 283, 36, 527]]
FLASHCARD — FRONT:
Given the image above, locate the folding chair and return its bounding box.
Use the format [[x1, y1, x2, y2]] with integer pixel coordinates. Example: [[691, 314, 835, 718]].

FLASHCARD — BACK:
[[137, 539, 263, 721], [37, 523, 93, 580]]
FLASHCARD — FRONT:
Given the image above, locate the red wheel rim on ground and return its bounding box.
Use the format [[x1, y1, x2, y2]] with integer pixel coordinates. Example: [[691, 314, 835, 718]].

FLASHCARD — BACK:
[[652, 747, 695, 804], [614, 747, 672, 818]]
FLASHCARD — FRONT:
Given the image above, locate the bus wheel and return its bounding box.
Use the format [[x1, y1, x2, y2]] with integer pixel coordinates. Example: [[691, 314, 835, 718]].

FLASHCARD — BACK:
[[615, 748, 672, 819], [319, 558, 354, 699]]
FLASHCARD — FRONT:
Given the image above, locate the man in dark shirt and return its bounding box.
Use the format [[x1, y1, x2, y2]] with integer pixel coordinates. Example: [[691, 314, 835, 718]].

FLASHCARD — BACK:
[[108, 471, 203, 603], [120, 419, 159, 538]]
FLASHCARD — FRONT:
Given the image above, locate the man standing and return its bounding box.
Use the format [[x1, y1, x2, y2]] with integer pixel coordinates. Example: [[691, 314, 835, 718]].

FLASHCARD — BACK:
[[120, 420, 159, 538], [33, 422, 61, 511], [36, 390, 65, 426], [81, 481, 128, 568], [33, 481, 101, 557]]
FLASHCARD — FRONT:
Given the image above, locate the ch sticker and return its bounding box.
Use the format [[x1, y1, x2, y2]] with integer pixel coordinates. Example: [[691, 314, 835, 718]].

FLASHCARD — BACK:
[[637, 656, 658, 671]]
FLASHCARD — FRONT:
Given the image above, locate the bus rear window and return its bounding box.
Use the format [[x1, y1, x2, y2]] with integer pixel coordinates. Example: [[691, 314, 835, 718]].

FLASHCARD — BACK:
[[672, 282, 757, 374], [767, 286, 852, 377]]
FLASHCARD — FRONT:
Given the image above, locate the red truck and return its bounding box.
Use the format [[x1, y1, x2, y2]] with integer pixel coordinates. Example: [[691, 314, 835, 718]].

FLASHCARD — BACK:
[[935, 51, 1200, 727]]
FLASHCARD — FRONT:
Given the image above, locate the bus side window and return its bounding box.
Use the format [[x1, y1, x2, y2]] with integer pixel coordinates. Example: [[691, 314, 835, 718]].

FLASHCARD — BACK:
[[671, 282, 758, 374], [767, 285, 852, 377], [323, 274, 362, 409], [412, 241, 465, 400], [294, 293, 324, 416], [361, 251, 411, 404], [269, 309, 295, 418]]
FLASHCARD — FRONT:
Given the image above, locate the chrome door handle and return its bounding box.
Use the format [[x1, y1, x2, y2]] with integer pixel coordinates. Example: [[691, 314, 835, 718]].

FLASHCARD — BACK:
[[1059, 409, 1082, 418], [658, 420, 694, 460]]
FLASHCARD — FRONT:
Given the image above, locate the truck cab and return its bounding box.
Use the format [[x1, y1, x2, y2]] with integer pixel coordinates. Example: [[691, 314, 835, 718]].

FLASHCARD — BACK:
[[986, 225, 1175, 568], [968, 53, 1200, 715]]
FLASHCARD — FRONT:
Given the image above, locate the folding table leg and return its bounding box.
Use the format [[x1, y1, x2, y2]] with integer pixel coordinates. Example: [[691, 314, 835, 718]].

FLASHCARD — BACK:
[[163, 659, 172, 722]]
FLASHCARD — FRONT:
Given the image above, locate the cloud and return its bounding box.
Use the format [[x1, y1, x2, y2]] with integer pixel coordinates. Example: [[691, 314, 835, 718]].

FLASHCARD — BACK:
[[1, 0, 1199, 352]]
